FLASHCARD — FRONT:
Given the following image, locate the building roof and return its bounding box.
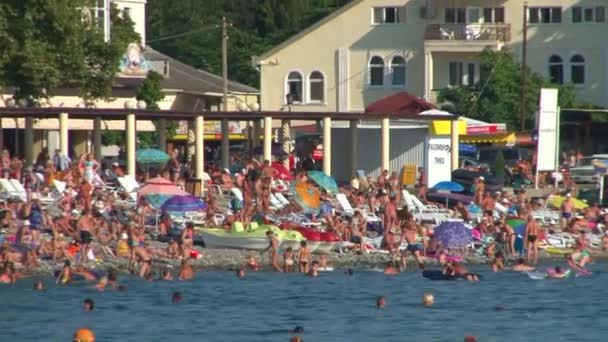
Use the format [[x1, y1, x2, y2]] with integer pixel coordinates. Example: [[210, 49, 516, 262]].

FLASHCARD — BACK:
[[143, 48, 258, 95], [256, 0, 363, 61], [365, 92, 436, 115]]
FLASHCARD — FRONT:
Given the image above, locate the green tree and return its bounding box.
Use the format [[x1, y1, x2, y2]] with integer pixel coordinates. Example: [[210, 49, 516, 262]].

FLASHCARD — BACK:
[[438, 48, 581, 130], [494, 150, 505, 184], [134, 71, 177, 147], [0, 1, 139, 103]]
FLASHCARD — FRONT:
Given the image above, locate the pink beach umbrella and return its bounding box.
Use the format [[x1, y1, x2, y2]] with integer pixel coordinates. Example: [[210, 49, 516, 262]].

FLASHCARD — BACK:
[[137, 177, 190, 197]]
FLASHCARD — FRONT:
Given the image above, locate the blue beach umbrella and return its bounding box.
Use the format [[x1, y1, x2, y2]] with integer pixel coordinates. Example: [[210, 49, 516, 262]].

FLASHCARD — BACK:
[[136, 148, 170, 164], [432, 181, 465, 192], [307, 170, 338, 193], [146, 194, 172, 209], [160, 195, 207, 213]]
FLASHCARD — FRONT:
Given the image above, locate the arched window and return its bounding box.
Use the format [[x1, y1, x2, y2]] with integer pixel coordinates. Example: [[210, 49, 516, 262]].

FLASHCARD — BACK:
[[548, 55, 563, 84], [308, 71, 325, 103], [369, 56, 385, 86], [570, 54, 585, 85], [286, 71, 303, 103], [390, 56, 406, 86]]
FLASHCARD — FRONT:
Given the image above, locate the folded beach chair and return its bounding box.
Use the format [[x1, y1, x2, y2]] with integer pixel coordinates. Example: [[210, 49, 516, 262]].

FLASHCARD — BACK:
[[117, 176, 139, 202], [275, 192, 290, 207], [0, 178, 19, 200], [9, 179, 27, 201], [335, 193, 354, 216]]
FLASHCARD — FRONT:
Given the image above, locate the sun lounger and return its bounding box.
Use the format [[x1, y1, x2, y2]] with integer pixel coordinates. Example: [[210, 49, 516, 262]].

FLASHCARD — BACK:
[[9, 179, 27, 201], [117, 176, 139, 202], [275, 192, 290, 207], [270, 193, 285, 211], [402, 190, 451, 223], [0, 178, 19, 199], [335, 193, 354, 216]]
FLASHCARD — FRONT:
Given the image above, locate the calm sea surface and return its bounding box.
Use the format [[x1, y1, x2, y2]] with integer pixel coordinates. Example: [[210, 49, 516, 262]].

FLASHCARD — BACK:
[[0, 264, 606, 342]]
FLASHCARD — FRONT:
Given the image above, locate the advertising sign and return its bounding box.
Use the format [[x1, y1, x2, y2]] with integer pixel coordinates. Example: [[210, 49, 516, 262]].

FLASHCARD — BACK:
[[536, 88, 559, 171], [425, 136, 452, 188]]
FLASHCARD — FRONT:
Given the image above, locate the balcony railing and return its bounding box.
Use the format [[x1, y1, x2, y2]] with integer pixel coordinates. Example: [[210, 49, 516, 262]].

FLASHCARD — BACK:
[[426, 23, 511, 41]]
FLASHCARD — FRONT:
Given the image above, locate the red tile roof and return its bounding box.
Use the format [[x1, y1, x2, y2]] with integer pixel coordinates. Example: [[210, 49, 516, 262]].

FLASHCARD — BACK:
[[365, 91, 436, 115]]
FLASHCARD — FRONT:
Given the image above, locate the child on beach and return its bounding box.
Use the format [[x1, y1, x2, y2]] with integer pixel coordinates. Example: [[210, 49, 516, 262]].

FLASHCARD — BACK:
[[297, 241, 311, 273], [246, 255, 261, 271], [283, 247, 294, 272], [261, 230, 282, 272]]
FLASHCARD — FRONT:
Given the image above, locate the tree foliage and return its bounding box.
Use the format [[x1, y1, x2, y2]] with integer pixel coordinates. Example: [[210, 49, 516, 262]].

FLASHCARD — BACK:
[[134, 70, 176, 148], [147, 0, 353, 88], [0, 1, 139, 103], [438, 49, 583, 130]]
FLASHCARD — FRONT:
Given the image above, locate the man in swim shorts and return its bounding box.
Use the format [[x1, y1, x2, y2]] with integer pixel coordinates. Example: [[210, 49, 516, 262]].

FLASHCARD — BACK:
[[77, 209, 94, 263], [524, 215, 541, 264], [560, 193, 574, 229], [401, 218, 425, 270]]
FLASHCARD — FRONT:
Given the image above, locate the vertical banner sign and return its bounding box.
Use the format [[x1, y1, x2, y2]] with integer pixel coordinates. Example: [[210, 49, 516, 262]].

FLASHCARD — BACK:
[[537, 88, 559, 171], [425, 136, 452, 188]]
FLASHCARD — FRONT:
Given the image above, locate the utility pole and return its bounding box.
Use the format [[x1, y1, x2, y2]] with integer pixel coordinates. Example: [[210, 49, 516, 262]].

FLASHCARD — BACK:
[[220, 17, 231, 169], [520, 2, 528, 131]]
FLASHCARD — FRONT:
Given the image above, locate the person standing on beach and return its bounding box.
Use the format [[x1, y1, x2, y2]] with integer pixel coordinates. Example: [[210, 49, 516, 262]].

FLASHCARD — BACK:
[[561, 193, 574, 230], [77, 209, 94, 263], [384, 196, 398, 236], [524, 215, 541, 264], [261, 230, 282, 272], [481, 191, 495, 220], [297, 240, 311, 273], [401, 218, 425, 270]]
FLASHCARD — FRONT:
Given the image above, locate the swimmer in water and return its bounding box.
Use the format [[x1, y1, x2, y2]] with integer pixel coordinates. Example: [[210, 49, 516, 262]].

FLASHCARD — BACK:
[[236, 268, 245, 279], [308, 260, 319, 277], [172, 291, 182, 304], [34, 280, 44, 291], [548, 266, 568, 279], [376, 296, 386, 308], [465, 273, 479, 282], [57, 260, 72, 284], [178, 259, 194, 281], [95, 276, 108, 291], [83, 298, 94, 311], [491, 252, 505, 272], [511, 258, 535, 272], [160, 269, 174, 281], [289, 326, 304, 334], [383, 261, 399, 275], [246, 255, 260, 271], [283, 247, 294, 273], [345, 269, 354, 276]]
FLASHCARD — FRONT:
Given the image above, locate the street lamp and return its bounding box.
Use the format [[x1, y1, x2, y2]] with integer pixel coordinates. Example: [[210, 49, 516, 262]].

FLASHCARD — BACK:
[[285, 93, 296, 112]]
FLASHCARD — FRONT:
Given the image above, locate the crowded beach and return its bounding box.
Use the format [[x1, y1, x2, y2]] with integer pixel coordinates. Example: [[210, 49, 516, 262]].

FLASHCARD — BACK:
[[0, 146, 603, 286]]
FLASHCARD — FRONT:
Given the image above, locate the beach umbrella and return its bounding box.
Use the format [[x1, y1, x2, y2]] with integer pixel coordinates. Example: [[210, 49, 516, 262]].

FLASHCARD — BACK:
[[548, 195, 588, 210], [432, 181, 464, 192], [271, 162, 293, 181], [146, 194, 173, 209], [136, 148, 170, 164], [307, 170, 338, 193], [433, 221, 473, 248], [160, 195, 207, 213], [506, 219, 526, 229], [137, 177, 190, 197], [291, 181, 321, 214]]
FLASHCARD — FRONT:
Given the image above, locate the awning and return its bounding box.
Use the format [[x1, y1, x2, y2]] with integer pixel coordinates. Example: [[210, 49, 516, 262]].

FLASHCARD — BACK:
[[460, 132, 516, 144]]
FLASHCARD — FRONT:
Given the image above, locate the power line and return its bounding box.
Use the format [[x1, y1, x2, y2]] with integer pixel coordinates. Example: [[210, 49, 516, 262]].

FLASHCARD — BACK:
[[147, 26, 216, 43]]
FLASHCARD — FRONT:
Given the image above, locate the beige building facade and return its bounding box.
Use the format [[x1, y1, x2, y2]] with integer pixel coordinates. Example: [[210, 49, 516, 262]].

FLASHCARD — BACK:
[[258, 0, 608, 112]]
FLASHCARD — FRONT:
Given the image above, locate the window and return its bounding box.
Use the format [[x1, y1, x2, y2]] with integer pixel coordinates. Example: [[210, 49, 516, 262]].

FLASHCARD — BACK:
[[308, 71, 324, 103], [483, 7, 505, 23], [286, 71, 303, 103], [390, 56, 406, 86], [467, 7, 481, 23], [372, 7, 402, 24], [570, 54, 585, 85], [449, 62, 476, 86], [529, 7, 562, 23], [369, 56, 385, 86], [548, 55, 563, 84], [445, 8, 465, 24], [572, 6, 605, 23]]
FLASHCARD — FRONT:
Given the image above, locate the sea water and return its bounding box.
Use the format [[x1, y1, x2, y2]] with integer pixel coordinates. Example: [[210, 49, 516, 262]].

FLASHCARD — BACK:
[[0, 265, 606, 342]]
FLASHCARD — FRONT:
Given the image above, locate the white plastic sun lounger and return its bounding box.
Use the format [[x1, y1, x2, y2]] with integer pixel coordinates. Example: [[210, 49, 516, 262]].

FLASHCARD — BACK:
[[270, 193, 285, 211], [0, 178, 19, 199], [9, 179, 27, 201], [117, 176, 139, 202], [402, 190, 450, 223], [275, 192, 290, 207], [335, 193, 354, 216]]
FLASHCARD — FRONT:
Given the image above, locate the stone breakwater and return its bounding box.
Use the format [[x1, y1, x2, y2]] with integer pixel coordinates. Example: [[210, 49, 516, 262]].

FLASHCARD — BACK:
[[29, 242, 605, 277]]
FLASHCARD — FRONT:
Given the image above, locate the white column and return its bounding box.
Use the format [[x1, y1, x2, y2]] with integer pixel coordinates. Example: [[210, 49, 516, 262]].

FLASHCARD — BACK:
[[281, 119, 291, 168], [93, 117, 102, 161], [195, 115, 205, 182], [424, 51, 434, 102], [381, 117, 390, 172], [263, 116, 272, 162], [451, 119, 459, 171], [323, 117, 332, 175], [126, 113, 136, 176], [59, 112, 69, 157], [350, 119, 358, 179], [24, 117, 34, 167]]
